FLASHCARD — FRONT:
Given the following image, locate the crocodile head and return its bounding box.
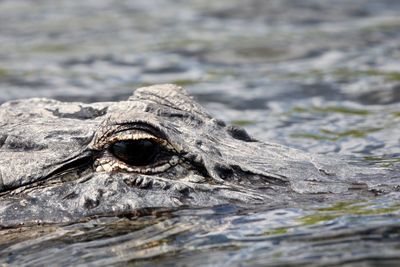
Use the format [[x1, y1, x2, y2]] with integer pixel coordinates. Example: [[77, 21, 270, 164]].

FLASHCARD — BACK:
[[0, 84, 389, 226]]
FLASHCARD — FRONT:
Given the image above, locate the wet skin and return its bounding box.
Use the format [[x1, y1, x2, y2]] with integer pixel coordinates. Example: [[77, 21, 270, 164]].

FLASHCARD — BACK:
[[0, 84, 397, 227]]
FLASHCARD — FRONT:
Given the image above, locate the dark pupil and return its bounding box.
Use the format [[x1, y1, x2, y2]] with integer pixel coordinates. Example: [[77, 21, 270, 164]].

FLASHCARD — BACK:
[[110, 140, 160, 166]]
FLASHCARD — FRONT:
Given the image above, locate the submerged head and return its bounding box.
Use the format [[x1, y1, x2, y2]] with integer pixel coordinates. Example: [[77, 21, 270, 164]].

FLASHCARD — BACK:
[[0, 84, 388, 226]]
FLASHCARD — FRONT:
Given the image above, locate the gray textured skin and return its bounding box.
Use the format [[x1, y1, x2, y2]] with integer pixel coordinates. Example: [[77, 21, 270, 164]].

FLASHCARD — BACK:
[[0, 84, 397, 227]]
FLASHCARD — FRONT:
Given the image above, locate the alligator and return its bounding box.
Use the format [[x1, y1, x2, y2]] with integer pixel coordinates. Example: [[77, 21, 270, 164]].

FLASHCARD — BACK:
[[0, 84, 397, 227]]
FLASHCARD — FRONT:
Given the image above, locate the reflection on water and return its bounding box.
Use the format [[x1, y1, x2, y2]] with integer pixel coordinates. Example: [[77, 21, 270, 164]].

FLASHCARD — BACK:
[[2, 199, 400, 266], [0, 0, 400, 266]]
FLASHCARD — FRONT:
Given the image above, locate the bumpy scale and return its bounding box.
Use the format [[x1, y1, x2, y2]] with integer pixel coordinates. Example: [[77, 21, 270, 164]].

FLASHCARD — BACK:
[[0, 84, 397, 227]]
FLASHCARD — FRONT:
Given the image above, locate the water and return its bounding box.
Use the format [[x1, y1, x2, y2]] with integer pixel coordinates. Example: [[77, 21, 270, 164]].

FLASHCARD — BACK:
[[1, 0, 400, 266]]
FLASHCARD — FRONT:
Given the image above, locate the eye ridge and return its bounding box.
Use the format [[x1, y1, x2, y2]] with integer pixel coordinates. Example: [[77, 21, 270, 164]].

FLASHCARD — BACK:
[[113, 121, 167, 141]]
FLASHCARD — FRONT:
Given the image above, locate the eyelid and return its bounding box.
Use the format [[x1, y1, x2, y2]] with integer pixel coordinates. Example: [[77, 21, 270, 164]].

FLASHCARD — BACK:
[[113, 121, 167, 140], [107, 131, 174, 151], [109, 131, 160, 143], [93, 121, 169, 150]]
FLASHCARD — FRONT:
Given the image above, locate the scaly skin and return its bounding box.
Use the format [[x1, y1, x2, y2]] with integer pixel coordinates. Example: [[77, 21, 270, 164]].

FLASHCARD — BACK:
[[0, 84, 396, 227]]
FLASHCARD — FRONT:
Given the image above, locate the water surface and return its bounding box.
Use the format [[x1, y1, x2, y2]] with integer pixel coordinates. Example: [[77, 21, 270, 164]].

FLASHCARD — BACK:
[[1, 0, 400, 266]]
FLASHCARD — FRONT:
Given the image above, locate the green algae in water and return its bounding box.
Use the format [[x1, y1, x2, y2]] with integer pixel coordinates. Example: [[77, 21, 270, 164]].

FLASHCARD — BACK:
[[361, 20, 400, 33], [292, 105, 371, 116], [245, 227, 290, 237], [291, 127, 381, 141], [333, 68, 400, 82], [235, 46, 288, 60], [291, 107, 309, 113], [231, 120, 257, 126], [320, 128, 382, 138], [300, 201, 400, 226], [313, 106, 371, 116], [171, 79, 199, 86], [363, 155, 400, 167], [300, 214, 338, 225], [286, 68, 400, 82], [290, 132, 337, 141], [0, 68, 11, 78], [285, 69, 324, 80], [260, 227, 289, 236]]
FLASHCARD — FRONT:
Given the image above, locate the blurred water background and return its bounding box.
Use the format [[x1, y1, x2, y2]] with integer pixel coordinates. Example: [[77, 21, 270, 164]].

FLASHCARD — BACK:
[[1, 0, 400, 266]]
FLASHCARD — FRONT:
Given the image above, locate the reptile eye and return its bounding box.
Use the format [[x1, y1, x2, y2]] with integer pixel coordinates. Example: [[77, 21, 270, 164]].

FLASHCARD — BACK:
[[110, 139, 160, 166], [95, 127, 179, 173]]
